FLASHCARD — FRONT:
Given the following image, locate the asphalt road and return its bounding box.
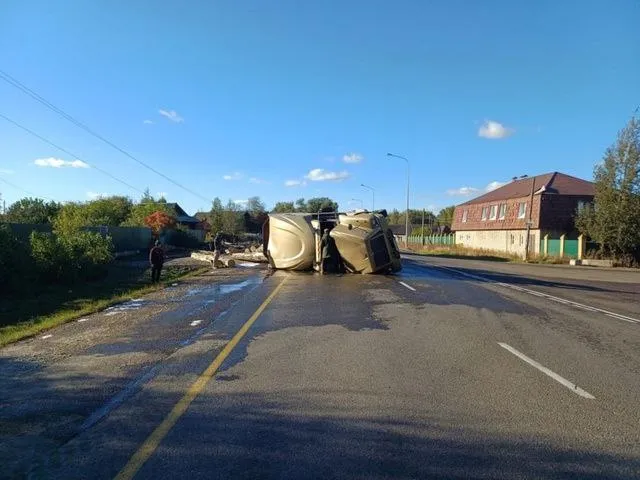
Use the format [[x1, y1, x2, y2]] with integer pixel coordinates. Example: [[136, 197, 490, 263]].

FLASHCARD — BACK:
[[1, 256, 639, 479]]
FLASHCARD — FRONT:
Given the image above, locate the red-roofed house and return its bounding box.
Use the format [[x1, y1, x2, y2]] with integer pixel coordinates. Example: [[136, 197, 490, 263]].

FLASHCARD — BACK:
[[451, 172, 595, 257]]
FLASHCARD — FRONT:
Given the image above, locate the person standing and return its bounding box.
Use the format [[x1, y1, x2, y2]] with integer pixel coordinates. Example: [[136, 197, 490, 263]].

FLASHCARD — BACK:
[[320, 228, 339, 274], [149, 240, 165, 283], [213, 232, 225, 268]]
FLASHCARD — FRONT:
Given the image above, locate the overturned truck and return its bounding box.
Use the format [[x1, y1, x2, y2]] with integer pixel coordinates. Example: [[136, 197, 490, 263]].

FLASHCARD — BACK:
[[263, 210, 402, 274]]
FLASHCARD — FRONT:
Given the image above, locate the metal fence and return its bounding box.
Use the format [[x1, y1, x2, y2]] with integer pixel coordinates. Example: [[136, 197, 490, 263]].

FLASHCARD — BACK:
[[407, 233, 455, 246]]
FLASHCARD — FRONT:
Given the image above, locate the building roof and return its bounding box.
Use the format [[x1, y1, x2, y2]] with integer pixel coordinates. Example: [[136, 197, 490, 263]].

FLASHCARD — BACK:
[[389, 224, 420, 235], [459, 172, 595, 206], [166, 203, 200, 224]]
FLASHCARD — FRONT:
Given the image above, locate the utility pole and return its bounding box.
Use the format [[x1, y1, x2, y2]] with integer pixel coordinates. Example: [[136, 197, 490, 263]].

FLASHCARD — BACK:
[[421, 208, 425, 246], [524, 176, 537, 260], [387, 153, 410, 248], [360, 184, 375, 211]]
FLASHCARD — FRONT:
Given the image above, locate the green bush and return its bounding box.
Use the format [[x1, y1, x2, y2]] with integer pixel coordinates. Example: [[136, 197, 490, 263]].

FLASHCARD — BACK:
[[0, 224, 34, 291], [30, 231, 114, 283]]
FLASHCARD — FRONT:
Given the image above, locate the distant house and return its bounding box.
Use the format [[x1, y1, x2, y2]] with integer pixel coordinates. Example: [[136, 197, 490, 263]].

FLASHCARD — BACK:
[[389, 224, 421, 245], [451, 172, 595, 256], [166, 203, 202, 230]]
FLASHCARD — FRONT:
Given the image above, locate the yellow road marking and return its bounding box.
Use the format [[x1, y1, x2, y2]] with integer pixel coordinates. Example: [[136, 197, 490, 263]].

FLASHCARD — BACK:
[[114, 277, 288, 480]]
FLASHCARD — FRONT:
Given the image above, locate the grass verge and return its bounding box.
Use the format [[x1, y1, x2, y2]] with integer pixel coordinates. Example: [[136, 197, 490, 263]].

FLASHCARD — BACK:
[[0, 260, 209, 347]]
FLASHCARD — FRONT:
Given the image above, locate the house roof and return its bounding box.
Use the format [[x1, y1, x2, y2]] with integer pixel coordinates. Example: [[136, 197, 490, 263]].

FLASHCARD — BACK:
[[166, 203, 200, 224], [459, 172, 595, 206], [389, 224, 420, 235]]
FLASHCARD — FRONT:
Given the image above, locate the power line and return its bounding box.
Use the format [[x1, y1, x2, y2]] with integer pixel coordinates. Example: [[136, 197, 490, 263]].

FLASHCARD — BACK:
[[0, 174, 54, 201], [0, 70, 211, 203], [0, 112, 146, 195]]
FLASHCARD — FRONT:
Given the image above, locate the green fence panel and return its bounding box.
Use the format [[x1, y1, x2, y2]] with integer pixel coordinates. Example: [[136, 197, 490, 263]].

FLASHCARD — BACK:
[[547, 239, 561, 256], [563, 239, 579, 258]]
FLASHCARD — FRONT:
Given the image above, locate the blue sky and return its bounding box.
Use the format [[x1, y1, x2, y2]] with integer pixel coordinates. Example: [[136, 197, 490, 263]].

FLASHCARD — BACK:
[[1, 0, 638, 215]]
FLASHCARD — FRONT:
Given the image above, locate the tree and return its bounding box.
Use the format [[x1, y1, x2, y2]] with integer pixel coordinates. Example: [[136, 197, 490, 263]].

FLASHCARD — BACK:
[[144, 211, 177, 236], [273, 201, 295, 213], [246, 196, 266, 216], [122, 200, 172, 227], [84, 196, 133, 226], [53, 202, 86, 236], [437, 206, 456, 228], [305, 197, 339, 213], [209, 197, 225, 235], [222, 199, 243, 234], [388, 209, 403, 225], [5, 197, 60, 224], [576, 116, 640, 263], [295, 198, 306, 212]]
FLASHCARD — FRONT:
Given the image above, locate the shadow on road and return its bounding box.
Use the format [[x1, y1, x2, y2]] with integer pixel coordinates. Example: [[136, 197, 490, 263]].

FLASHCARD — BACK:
[[51, 387, 640, 479]]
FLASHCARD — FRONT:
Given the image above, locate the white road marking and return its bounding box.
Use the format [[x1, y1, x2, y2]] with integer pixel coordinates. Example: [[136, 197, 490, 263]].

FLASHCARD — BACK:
[[77, 318, 89, 323], [190, 320, 203, 326], [498, 342, 595, 399], [398, 281, 417, 292], [435, 265, 640, 325], [41, 334, 53, 339], [104, 311, 119, 317]]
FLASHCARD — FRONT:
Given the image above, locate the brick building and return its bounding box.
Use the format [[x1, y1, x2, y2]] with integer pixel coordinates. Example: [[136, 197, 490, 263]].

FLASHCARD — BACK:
[[451, 172, 594, 257]]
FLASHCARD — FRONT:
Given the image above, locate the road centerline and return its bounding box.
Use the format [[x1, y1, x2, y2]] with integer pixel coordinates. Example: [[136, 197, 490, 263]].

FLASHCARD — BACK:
[[498, 342, 596, 399], [114, 277, 288, 480]]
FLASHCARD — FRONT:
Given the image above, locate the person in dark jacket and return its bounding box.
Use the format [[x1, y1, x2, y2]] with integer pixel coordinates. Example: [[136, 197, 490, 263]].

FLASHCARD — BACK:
[[320, 229, 339, 274], [149, 240, 165, 283], [213, 232, 226, 267]]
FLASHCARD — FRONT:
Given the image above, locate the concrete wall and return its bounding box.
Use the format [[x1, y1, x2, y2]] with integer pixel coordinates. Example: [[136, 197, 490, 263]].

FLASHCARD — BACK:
[[455, 229, 540, 257]]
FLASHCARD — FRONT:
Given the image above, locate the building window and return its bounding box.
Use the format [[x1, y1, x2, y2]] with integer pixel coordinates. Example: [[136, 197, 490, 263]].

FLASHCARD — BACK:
[[462, 209, 468, 223], [498, 204, 506, 220], [489, 205, 497, 220], [518, 202, 527, 219], [519, 234, 524, 246], [481, 207, 489, 221], [510, 234, 514, 245]]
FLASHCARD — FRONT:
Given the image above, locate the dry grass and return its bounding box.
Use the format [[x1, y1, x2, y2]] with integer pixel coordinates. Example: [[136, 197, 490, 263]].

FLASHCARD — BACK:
[[408, 244, 569, 264]]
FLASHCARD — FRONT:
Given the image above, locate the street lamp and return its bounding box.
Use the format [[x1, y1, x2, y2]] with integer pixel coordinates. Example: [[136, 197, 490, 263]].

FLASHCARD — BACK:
[[387, 153, 410, 247], [350, 198, 364, 209], [360, 184, 375, 211]]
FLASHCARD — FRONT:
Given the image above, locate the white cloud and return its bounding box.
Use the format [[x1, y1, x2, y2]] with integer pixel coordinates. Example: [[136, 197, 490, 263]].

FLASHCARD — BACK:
[[446, 186, 480, 196], [249, 177, 268, 184], [485, 181, 506, 192], [305, 168, 350, 182], [234, 199, 248, 205], [87, 191, 109, 199], [223, 172, 243, 181], [0, 168, 14, 174], [285, 179, 306, 187], [143, 119, 154, 125], [342, 153, 363, 164], [35, 157, 89, 168], [478, 120, 514, 139], [158, 109, 184, 123]]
